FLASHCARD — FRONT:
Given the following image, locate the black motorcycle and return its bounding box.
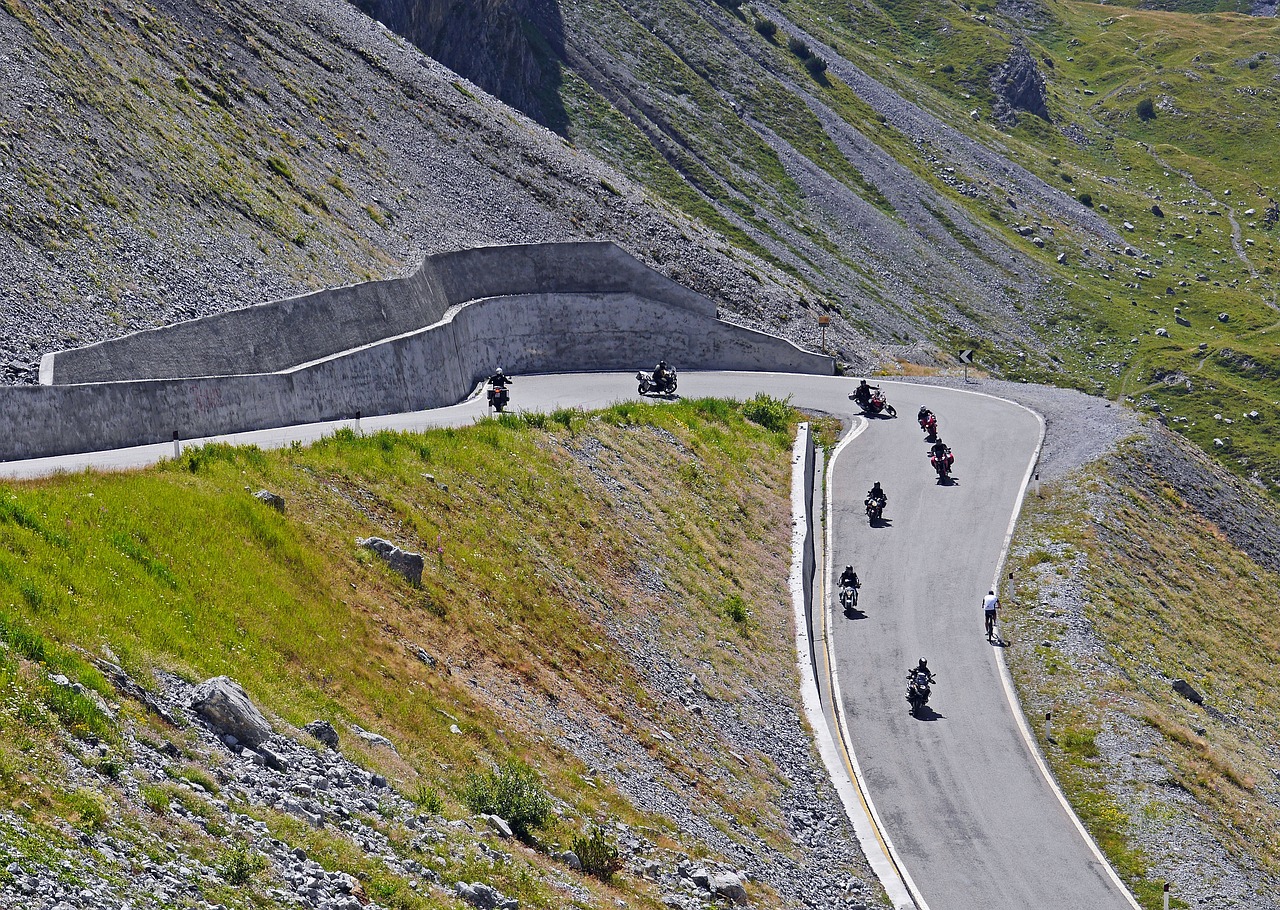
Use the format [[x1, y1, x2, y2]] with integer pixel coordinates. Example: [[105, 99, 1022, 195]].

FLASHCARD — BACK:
[[865, 496, 885, 525], [839, 582, 859, 612], [637, 368, 678, 396], [487, 381, 510, 413], [906, 668, 934, 716]]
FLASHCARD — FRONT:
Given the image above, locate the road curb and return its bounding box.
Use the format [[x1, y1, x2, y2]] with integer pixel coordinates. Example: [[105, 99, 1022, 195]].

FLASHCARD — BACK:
[[789, 422, 922, 910]]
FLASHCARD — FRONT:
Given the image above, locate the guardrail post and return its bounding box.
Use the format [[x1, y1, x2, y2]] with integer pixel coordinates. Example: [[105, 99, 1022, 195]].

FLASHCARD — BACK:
[[355, 409, 362, 436], [1163, 882, 1170, 910], [172, 430, 180, 458], [1045, 711, 1055, 744]]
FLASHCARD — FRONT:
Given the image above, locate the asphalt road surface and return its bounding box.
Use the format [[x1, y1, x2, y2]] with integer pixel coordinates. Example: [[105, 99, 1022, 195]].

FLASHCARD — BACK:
[[0, 371, 1136, 909]]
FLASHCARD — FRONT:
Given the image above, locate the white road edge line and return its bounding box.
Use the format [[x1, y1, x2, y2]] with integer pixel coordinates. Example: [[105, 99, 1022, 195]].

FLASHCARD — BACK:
[[950, 387, 1146, 910], [790, 419, 923, 910], [819, 420, 931, 910], [892, 380, 1143, 908]]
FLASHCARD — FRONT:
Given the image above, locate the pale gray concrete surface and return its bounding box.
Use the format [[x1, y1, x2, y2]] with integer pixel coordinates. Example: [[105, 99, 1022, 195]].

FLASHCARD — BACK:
[[6, 292, 830, 462], [43, 242, 716, 384]]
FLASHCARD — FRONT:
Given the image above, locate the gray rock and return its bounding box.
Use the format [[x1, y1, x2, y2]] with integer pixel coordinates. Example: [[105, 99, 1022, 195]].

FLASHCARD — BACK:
[[482, 814, 513, 838], [561, 850, 582, 871], [357, 537, 424, 585], [305, 720, 340, 750], [1218, 312, 1230, 322], [1172, 678, 1204, 705], [189, 677, 273, 747], [455, 880, 518, 910], [349, 723, 398, 752], [1175, 316, 1191, 328], [252, 489, 286, 511], [709, 871, 749, 904], [257, 743, 289, 772]]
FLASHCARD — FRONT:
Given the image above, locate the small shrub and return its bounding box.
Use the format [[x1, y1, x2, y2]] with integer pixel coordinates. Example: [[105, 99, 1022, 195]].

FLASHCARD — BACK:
[[1077, 192, 1093, 207], [1060, 172, 1073, 183], [939, 63, 955, 74], [721, 594, 749, 624], [173, 75, 192, 94], [219, 842, 267, 886], [741, 393, 794, 433], [805, 56, 828, 78], [754, 18, 777, 38], [141, 784, 169, 814], [1248, 58, 1259, 69], [572, 827, 623, 882], [65, 789, 109, 832], [266, 156, 293, 181], [1136, 97, 1156, 121], [412, 783, 445, 815], [787, 36, 811, 59], [462, 761, 551, 843]]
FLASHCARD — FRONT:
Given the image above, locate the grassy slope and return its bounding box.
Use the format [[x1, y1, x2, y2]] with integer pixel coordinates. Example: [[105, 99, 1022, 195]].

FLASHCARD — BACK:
[[1006, 446, 1280, 906], [554, 0, 1280, 492], [0, 399, 844, 908]]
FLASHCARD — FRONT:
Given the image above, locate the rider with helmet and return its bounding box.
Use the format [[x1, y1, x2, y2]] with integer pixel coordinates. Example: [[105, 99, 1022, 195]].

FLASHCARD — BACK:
[[866, 481, 887, 508], [839, 564, 860, 590]]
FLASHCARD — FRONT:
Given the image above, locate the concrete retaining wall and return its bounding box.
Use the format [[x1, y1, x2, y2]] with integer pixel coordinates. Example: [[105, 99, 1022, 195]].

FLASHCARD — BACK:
[[43, 242, 715, 384], [4, 289, 833, 462]]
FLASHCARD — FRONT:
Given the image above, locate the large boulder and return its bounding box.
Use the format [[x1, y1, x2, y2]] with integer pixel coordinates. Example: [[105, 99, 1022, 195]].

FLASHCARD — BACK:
[[357, 537, 425, 586], [991, 44, 1050, 126], [709, 871, 749, 904], [189, 677, 273, 747]]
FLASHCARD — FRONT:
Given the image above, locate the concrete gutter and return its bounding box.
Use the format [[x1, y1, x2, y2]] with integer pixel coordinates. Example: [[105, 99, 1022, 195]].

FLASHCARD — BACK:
[[789, 423, 921, 910]]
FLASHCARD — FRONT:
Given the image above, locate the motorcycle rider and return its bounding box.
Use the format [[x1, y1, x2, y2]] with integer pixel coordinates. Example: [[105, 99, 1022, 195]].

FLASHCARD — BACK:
[[853, 379, 878, 407], [929, 436, 952, 466], [866, 481, 887, 508], [652, 359, 672, 391], [908, 657, 935, 685], [487, 367, 511, 388], [917, 405, 934, 428], [839, 564, 860, 590]]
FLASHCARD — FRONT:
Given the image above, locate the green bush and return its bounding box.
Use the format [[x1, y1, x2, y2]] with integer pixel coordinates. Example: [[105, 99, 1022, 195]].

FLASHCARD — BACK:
[[787, 36, 811, 59], [412, 783, 445, 815], [1136, 98, 1156, 121], [939, 63, 955, 74], [741, 393, 793, 433], [219, 842, 267, 886], [462, 761, 552, 843], [1077, 193, 1093, 207], [572, 827, 623, 882], [754, 18, 777, 38], [721, 594, 749, 624], [805, 56, 828, 78]]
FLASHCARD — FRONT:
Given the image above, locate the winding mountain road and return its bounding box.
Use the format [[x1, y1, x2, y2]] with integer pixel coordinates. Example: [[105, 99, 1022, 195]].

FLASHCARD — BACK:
[[0, 372, 1137, 909]]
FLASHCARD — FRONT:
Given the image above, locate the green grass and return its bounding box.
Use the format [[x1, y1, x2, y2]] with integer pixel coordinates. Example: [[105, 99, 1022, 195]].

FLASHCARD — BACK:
[[0, 399, 821, 907], [1007, 458, 1280, 902]]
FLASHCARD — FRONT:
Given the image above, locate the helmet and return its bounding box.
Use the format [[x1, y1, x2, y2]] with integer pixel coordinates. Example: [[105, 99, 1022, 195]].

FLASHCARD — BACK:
[[844, 565, 853, 573], [495, 366, 504, 374], [918, 658, 928, 668]]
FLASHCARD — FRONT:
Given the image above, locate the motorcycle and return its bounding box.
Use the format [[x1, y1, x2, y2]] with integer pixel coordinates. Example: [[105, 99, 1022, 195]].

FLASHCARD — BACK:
[[486, 381, 510, 413], [839, 583, 859, 612], [930, 448, 954, 481], [906, 668, 934, 716], [919, 412, 937, 438], [864, 496, 885, 525], [637, 368, 678, 396], [857, 389, 896, 417]]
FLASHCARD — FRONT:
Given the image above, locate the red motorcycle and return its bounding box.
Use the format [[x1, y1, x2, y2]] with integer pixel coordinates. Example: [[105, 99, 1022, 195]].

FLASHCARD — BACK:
[[930, 448, 954, 481], [858, 390, 897, 417], [918, 411, 937, 438]]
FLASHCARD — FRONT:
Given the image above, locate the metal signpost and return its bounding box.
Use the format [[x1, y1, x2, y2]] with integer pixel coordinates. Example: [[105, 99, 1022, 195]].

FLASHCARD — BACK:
[[958, 348, 975, 382], [818, 314, 831, 352]]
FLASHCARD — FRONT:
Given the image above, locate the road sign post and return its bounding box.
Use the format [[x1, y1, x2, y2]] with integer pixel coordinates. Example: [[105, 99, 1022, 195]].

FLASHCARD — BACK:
[[958, 349, 975, 382], [818, 314, 831, 353]]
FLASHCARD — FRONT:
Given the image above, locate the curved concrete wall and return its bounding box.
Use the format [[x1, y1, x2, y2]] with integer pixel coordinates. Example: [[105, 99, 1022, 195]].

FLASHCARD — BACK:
[[3, 290, 833, 462], [43, 242, 714, 384]]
